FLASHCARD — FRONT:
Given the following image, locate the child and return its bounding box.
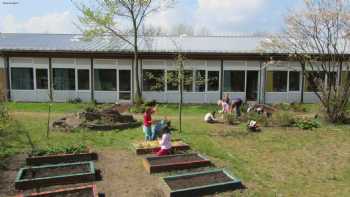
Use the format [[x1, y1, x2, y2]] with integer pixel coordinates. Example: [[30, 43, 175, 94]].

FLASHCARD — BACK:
[[143, 103, 156, 141], [156, 126, 172, 156], [151, 118, 171, 140], [217, 99, 230, 114], [204, 111, 217, 123], [247, 120, 261, 132]]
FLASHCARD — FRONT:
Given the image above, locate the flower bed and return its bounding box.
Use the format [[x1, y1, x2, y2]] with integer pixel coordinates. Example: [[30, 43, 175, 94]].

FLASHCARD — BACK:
[[143, 153, 211, 173], [16, 185, 98, 197], [26, 152, 98, 166], [162, 169, 242, 197], [15, 162, 96, 190], [133, 140, 190, 155]]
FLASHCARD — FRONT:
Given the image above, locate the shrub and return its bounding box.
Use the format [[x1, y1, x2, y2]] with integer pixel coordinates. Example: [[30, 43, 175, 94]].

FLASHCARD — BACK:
[[31, 144, 88, 156], [274, 102, 291, 111], [246, 112, 270, 127], [274, 111, 296, 127], [68, 97, 82, 104], [290, 103, 308, 112], [223, 113, 239, 125], [294, 118, 320, 130]]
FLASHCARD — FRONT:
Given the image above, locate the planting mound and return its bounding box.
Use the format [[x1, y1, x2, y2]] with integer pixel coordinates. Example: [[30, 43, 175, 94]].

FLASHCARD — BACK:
[[53, 104, 141, 131]]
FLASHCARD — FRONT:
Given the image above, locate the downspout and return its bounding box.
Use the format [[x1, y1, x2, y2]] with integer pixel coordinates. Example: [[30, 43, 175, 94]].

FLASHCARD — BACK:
[[90, 57, 94, 102], [220, 59, 224, 99], [4, 56, 10, 101]]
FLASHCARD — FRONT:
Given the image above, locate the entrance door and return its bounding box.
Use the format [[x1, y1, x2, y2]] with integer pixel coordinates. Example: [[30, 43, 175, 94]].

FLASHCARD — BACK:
[[246, 71, 259, 101], [118, 70, 131, 100]]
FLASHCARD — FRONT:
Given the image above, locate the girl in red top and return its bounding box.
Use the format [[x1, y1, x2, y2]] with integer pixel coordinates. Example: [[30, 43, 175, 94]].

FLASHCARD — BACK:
[[143, 101, 156, 141]]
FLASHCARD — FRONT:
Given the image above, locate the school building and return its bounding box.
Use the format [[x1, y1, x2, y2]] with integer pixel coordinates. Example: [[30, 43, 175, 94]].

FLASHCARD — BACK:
[[0, 33, 346, 104]]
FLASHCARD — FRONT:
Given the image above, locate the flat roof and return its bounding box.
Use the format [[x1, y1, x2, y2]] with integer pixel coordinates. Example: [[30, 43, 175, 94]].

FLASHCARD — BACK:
[[0, 33, 269, 54]]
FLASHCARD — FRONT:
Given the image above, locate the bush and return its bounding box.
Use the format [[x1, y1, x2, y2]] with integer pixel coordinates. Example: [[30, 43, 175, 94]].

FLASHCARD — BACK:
[[223, 113, 239, 125], [274, 111, 296, 127], [245, 112, 270, 127], [294, 118, 320, 130], [274, 103, 291, 111], [31, 144, 88, 156], [290, 103, 308, 112], [68, 97, 82, 104]]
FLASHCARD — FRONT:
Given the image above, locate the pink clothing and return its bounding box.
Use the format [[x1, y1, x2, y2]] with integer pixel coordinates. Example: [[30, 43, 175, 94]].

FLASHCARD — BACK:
[[222, 102, 230, 113], [160, 133, 172, 150]]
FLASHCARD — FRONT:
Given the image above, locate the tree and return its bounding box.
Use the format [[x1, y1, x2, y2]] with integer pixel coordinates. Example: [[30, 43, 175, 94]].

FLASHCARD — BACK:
[[75, 0, 174, 104], [261, 0, 350, 123]]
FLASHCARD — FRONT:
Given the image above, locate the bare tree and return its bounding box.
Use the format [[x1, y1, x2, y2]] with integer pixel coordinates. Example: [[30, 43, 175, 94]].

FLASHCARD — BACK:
[[261, 0, 350, 122], [75, 0, 174, 104]]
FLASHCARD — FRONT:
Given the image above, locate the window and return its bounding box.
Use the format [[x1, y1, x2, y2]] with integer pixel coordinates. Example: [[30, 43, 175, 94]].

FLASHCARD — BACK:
[[224, 71, 245, 92], [94, 69, 116, 91], [195, 70, 205, 92], [53, 68, 75, 90], [183, 70, 193, 92], [305, 71, 325, 92], [207, 71, 219, 91], [289, 71, 300, 91], [36, 69, 48, 89], [166, 70, 178, 91], [327, 72, 336, 87], [143, 69, 164, 91], [266, 71, 287, 92], [119, 70, 131, 100], [78, 69, 90, 90], [11, 68, 34, 90]]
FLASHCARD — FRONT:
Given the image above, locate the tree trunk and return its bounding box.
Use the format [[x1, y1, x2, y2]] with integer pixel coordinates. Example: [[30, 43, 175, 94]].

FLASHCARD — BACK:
[[179, 61, 183, 133], [300, 63, 305, 104]]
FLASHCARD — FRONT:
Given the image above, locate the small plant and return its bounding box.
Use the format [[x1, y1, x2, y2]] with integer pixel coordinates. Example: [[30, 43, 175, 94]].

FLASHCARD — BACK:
[[294, 118, 320, 130], [223, 113, 239, 125], [31, 144, 88, 156], [68, 97, 82, 104], [274, 111, 296, 127], [290, 103, 308, 112], [246, 112, 270, 127]]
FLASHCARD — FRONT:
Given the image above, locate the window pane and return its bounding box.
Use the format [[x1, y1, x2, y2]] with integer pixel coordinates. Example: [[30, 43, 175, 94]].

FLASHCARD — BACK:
[[78, 69, 90, 90], [119, 70, 131, 91], [223, 71, 245, 92], [272, 71, 287, 92], [195, 70, 205, 92], [119, 92, 131, 100], [11, 68, 34, 90], [208, 71, 219, 91], [166, 70, 178, 91], [184, 70, 193, 92], [94, 69, 116, 91], [36, 69, 48, 89], [328, 72, 336, 87], [289, 71, 300, 91], [53, 68, 75, 90], [306, 71, 325, 92], [143, 70, 165, 91]]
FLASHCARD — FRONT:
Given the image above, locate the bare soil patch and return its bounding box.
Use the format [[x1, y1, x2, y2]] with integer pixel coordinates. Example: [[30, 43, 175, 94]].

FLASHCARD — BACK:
[[165, 171, 232, 191], [21, 164, 90, 179], [149, 154, 205, 166]]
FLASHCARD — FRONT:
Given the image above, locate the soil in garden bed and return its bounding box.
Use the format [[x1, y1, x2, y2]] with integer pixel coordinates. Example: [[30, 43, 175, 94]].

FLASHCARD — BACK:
[[148, 154, 205, 166], [22, 164, 90, 179], [165, 171, 232, 191], [32, 189, 93, 197]]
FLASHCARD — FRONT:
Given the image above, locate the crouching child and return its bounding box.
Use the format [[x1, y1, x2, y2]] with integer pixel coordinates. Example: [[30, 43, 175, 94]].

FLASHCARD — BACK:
[[156, 126, 172, 156]]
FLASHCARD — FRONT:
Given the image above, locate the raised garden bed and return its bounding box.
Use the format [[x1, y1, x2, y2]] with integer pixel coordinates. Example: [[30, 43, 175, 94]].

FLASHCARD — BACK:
[[143, 153, 211, 173], [16, 184, 98, 197], [15, 162, 96, 190], [162, 169, 242, 197], [26, 152, 98, 166], [133, 140, 190, 155]]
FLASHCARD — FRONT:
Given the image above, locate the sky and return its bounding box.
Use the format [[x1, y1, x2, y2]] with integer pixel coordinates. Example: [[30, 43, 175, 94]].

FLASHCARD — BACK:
[[0, 0, 304, 35]]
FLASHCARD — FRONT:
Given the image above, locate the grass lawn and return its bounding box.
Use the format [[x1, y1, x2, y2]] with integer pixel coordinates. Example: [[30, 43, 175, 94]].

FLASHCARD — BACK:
[[3, 102, 350, 196]]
